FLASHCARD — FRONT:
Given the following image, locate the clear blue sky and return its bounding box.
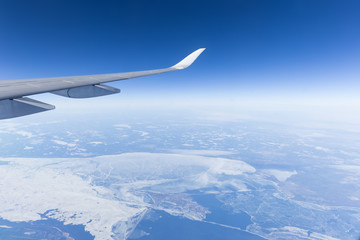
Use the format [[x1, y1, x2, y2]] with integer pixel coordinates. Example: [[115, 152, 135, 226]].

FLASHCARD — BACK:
[[0, 0, 359, 100]]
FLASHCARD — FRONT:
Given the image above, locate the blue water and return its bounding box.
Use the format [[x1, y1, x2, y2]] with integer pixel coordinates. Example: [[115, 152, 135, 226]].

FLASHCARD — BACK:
[[132, 193, 264, 240], [192, 193, 252, 229], [132, 210, 265, 240], [0, 217, 93, 240]]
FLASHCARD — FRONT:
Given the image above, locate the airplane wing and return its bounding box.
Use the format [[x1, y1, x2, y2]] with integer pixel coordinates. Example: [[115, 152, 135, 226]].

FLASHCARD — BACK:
[[0, 48, 205, 119]]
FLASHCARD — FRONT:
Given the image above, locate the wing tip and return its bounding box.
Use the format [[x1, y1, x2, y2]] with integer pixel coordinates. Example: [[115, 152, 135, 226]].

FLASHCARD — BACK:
[[172, 48, 206, 70]]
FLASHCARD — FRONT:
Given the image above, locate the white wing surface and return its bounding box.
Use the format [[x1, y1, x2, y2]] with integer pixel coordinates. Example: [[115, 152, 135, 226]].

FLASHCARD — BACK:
[[0, 48, 205, 119]]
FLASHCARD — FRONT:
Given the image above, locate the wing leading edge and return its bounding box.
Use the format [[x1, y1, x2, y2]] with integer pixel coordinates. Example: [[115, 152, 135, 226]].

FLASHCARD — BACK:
[[0, 48, 205, 119]]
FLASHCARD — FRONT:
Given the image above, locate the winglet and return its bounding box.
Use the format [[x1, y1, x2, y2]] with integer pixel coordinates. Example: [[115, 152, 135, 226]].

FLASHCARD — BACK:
[[171, 48, 206, 70]]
